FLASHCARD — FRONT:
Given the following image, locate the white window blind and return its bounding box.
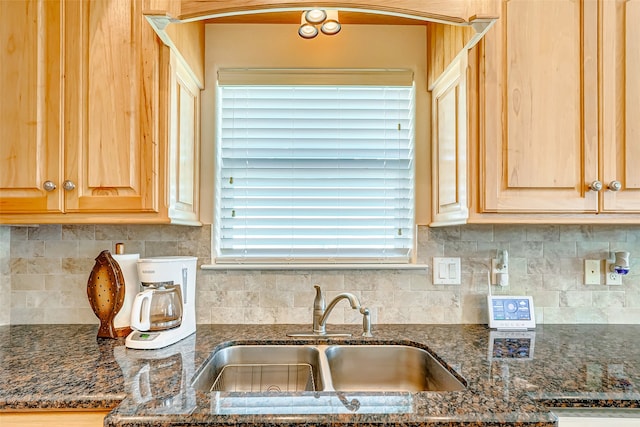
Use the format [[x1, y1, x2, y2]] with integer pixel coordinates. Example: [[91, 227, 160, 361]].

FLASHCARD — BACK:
[[215, 73, 415, 264]]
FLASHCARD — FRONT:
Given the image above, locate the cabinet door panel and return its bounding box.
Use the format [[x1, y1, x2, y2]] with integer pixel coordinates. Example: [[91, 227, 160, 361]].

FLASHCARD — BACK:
[[168, 53, 201, 225], [481, 0, 598, 212], [430, 53, 468, 226], [64, 0, 158, 213], [626, 1, 640, 188], [602, 0, 640, 211], [0, 0, 63, 213], [505, 1, 580, 189]]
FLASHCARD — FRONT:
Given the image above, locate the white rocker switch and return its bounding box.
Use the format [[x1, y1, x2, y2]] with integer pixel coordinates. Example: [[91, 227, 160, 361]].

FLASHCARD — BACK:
[[433, 257, 461, 285]]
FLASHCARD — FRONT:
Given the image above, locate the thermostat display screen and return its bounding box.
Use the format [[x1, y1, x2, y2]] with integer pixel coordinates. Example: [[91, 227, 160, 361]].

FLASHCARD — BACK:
[[487, 295, 536, 330], [491, 298, 531, 321]]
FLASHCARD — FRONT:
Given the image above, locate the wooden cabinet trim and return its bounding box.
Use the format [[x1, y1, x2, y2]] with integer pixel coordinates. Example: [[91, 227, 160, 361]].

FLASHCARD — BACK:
[[176, 0, 499, 24], [0, 410, 109, 427]]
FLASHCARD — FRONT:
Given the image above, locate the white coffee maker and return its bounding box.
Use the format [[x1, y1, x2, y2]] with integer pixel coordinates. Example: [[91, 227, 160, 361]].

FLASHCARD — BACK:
[[125, 256, 197, 350]]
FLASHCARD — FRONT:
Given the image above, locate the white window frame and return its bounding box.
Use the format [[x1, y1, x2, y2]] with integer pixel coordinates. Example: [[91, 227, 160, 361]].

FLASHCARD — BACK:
[[204, 69, 426, 270]]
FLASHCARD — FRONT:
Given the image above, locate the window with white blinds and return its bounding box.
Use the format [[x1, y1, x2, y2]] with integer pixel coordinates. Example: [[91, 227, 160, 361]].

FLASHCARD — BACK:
[[215, 72, 415, 264]]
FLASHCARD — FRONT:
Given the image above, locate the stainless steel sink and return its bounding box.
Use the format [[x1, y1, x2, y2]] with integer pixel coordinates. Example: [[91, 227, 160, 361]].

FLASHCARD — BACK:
[[192, 345, 324, 392], [193, 343, 465, 393], [324, 344, 465, 392]]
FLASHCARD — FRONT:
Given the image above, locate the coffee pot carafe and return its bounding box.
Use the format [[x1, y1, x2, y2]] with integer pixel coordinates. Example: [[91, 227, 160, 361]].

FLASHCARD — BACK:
[[130, 283, 183, 332]]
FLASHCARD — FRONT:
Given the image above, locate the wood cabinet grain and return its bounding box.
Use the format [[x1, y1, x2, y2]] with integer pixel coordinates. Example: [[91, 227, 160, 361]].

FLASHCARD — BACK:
[[167, 51, 201, 225], [430, 52, 469, 226], [480, 0, 599, 213], [63, 0, 161, 214], [0, 0, 169, 224], [471, 0, 640, 222], [177, 0, 499, 24], [0, 411, 108, 427], [601, 0, 640, 212], [0, 0, 64, 214]]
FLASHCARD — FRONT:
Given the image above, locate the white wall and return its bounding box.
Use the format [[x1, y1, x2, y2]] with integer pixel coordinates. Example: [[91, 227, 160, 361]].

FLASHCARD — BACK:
[[200, 23, 430, 225]]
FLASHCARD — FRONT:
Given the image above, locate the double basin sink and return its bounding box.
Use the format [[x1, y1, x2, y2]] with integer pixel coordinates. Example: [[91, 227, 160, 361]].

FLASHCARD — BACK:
[[193, 344, 466, 393]]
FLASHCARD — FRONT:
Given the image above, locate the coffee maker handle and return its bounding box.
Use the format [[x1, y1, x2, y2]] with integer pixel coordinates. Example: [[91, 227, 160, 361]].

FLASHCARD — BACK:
[[130, 289, 153, 331]]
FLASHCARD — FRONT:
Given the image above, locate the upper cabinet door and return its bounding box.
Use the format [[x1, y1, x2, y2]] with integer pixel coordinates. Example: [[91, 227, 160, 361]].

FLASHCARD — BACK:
[[0, 0, 64, 214], [63, 0, 160, 213], [601, 0, 640, 212], [168, 52, 201, 225], [480, 0, 599, 213], [430, 52, 469, 226]]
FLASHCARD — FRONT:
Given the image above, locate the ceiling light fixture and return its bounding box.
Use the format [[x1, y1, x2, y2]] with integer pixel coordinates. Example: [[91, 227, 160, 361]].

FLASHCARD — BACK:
[[298, 14, 319, 39], [320, 10, 341, 35], [298, 10, 341, 39], [305, 9, 327, 24]]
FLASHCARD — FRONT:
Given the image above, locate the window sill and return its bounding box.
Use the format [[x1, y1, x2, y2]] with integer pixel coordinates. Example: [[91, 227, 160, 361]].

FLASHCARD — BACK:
[[201, 263, 430, 271]]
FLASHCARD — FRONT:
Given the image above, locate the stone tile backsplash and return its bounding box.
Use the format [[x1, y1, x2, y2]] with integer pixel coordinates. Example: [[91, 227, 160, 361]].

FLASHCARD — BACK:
[[2, 224, 639, 326], [0, 226, 10, 326]]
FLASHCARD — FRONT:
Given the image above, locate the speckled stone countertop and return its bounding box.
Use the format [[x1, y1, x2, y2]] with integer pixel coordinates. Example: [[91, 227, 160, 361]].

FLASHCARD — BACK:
[[1, 324, 639, 426]]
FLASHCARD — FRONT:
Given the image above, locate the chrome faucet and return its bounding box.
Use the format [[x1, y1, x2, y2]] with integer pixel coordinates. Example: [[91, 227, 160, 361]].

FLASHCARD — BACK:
[[312, 285, 373, 337]]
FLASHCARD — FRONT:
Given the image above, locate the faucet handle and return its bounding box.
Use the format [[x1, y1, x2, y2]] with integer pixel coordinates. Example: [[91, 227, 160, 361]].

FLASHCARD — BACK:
[[313, 284, 325, 310], [360, 307, 373, 337], [312, 285, 326, 334]]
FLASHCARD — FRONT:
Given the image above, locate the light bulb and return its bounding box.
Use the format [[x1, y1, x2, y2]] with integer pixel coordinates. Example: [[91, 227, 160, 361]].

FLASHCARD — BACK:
[[298, 23, 318, 39], [321, 10, 341, 35], [304, 9, 327, 24], [298, 12, 318, 39]]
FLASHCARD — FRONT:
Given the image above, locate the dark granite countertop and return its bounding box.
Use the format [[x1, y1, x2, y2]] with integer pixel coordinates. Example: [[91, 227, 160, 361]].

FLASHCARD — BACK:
[[1, 324, 639, 426]]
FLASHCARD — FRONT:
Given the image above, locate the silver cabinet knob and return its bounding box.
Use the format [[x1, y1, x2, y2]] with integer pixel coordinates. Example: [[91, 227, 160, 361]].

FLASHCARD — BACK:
[[589, 181, 603, 192], [43, 180, 57, 192], [608, 180, 622, 191], [62, 180, 76, 191]]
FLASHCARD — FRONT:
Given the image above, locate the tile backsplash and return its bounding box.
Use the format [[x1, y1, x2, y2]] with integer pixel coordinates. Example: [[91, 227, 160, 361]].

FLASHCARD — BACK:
[[0, 226, 10, 325], [2, 224, 639, 326]]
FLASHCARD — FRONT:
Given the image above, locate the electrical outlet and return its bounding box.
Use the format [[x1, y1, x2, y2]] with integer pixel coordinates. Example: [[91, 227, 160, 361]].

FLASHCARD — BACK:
[[605, 261, 623, 285], [584, 259, 601, 285]]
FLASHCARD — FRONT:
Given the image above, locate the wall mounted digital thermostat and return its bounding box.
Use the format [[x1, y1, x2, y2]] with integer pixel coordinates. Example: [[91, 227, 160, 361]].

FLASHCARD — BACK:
[[487, 295, 536, 330]]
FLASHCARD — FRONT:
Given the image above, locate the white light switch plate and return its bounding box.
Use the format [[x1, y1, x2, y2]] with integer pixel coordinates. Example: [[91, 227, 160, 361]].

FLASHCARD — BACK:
[[433, 257, 461, 285]]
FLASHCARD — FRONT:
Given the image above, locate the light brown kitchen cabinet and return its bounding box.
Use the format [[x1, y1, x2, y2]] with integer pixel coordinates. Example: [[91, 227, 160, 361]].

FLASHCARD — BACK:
[[600, 0, 640, 212], [167, 51, 201, 225], [478, 0, 599, 214], [63, 0, 162, 215], [472, 0, 640, 221], [430, 52, 469, 226], [0, 0, 169, 224], [0, 0, 64, 214], [0, 411, 108, 427]]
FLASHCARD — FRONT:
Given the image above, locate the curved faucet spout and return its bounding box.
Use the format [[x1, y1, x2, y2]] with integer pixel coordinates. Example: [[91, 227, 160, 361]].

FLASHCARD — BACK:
[[315, 292, 361, 333]]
